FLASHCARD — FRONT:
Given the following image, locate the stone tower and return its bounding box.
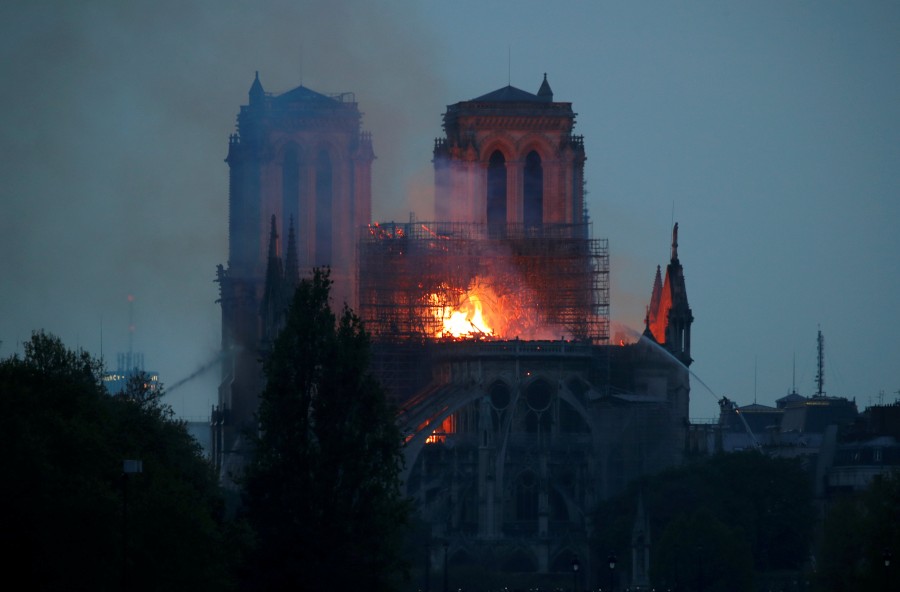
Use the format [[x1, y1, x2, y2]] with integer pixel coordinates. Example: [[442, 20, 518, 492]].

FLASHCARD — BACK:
[[645, 223, 694, 367], [213, 73, 374, 473], [433, 74, 586, 228], [373, 77, 691, 587]]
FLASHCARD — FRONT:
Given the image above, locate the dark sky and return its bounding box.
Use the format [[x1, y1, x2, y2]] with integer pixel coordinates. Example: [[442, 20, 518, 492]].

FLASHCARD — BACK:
[[2, 1, 898, 420]]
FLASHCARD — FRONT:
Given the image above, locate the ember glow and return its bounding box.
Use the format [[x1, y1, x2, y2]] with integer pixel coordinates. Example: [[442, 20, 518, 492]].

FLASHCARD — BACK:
[[358, 222, 608, 344], [427, 277, 569, 341], [429, 279, 498, 338]]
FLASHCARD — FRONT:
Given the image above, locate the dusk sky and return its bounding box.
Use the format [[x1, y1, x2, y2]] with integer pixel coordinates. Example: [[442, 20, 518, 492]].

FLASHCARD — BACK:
[[2, 1, 898, 421]]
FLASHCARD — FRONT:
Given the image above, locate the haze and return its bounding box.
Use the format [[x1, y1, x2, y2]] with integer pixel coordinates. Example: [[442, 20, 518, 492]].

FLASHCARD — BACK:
[[2, 1, 898, 420]]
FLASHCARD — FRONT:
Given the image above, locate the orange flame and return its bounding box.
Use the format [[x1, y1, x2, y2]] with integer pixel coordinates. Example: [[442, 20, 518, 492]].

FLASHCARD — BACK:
[[428, 277, 570, 341], [429, 280, 499, 338]]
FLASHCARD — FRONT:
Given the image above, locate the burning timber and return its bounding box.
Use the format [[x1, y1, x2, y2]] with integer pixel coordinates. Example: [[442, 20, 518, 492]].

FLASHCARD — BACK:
[[358, 220, 609, 344], [358, 220, 610, 402]]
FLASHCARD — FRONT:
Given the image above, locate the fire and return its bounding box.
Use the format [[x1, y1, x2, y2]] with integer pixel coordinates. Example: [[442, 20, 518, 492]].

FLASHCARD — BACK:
[[425, 415, 455, 444], [430, 279, 500, 339], [428, 277, 570, 341]]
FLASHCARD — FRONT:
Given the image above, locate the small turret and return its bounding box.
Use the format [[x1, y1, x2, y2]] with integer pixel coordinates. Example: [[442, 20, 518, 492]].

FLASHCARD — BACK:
[[537, 73, 553, 102], [249, 71, 265, 106]]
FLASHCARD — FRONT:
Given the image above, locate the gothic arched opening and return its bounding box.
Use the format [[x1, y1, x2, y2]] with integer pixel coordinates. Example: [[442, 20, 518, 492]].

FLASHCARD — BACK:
[[486, 150, 507, 230], [315, 149, 333, 266], [526, 378, 553, 411], [489, 380, 511, 410], [523, 150, 543, 229]]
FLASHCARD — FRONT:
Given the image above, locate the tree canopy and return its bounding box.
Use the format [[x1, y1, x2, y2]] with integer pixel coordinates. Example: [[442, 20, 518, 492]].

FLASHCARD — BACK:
[[815, 471, 900, 591], [591, 451, 815, 590], [0, 331, 233, 591], [239, 269, 411, 592]]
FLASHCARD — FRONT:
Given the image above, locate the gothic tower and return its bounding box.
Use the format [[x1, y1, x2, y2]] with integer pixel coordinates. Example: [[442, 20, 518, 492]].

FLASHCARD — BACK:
[[433, 74, 586, 229], [645, 223, 694, 367], [214, 73, 374, 472]]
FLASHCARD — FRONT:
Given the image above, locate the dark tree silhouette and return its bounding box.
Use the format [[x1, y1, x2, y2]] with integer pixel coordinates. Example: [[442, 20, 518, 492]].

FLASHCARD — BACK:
[[239, 269, 411, 592], [0, 331, 233, 591], [591, 452, 815, 590], [816, 471, 900, 591]]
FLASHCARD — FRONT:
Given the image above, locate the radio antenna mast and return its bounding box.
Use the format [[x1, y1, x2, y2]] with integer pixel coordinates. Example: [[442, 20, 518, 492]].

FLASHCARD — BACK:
[[814, 327, 825, 397]]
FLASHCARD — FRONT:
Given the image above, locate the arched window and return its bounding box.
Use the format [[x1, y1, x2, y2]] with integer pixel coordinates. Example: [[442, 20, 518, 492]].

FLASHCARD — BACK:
[[487, 150, 507, 230], [523, 150, 543, 229], [281, 146, 300, 242], [315, 149, 332, 266]]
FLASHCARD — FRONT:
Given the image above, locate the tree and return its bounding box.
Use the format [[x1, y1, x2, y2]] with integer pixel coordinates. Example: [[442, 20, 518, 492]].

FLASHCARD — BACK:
[[816, 471, 900, 591], [591, 451, 815, 589], [0, 331, 234, 591], [653, 509, 754, 592], [239, 269, 412, 592]]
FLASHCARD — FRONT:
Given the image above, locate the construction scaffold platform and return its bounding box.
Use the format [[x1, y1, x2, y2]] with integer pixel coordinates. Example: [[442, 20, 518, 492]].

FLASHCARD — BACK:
[[358, 221, 609, 344]]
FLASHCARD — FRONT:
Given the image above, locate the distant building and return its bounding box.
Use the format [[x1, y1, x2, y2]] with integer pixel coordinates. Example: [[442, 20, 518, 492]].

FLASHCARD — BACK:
[[718, 400, 782, 452], [822, 402, 900, 495], [102, 351, 159, 395], [714, 387, 900, 504], [717, 393, 859, 456]]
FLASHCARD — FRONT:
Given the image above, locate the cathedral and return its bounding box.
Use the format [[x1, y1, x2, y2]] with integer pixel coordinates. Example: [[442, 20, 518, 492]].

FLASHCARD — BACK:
[[213, 73, 373, 465], [213, 73, 693, 589]]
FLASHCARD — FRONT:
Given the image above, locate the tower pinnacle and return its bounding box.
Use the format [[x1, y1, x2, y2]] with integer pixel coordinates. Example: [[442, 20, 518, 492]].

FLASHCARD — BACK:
[[670, 222, 679, 262], [537, 73, 553, 101], [249, 71, 265, 105]]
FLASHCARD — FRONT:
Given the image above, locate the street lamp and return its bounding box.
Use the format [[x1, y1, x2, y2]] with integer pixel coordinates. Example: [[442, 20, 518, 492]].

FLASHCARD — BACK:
[[884, 550, 892, 592], [571, 555, 580, 592], [608, 552, 617, 592]]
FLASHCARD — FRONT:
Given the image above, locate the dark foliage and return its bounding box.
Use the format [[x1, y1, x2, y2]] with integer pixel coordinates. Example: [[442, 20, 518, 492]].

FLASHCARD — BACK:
[[239, 269, 412, 592], [815, 471, 900, 591], [591, 451, 815, 590], [0, 331, 233, 591]]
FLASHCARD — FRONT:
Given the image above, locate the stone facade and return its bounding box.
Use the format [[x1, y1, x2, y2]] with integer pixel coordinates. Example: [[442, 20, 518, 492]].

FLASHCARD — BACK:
[[213, 73, 373, 473], [214, 74, 695, 587]]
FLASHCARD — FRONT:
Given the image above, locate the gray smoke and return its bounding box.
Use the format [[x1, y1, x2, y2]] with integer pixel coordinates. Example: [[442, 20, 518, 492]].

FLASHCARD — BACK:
[[0, 0, 450, 416]]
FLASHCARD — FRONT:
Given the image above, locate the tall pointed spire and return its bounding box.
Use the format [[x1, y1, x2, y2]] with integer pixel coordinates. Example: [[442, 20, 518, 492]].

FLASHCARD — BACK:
[[649, 266, 663, 319], [266, 214, 279, 260], [647, 266, 664, 342], [663, 222, 692, 365], [670, 222, 679, 262], [284, 216, 299, 292], [631, 490, 651, 588], [645, 223, 693, 365], [261, 215, 285, 344]]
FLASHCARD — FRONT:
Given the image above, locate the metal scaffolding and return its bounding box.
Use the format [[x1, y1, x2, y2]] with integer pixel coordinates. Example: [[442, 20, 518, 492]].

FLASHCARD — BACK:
[[358, 221, 609, 345]]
